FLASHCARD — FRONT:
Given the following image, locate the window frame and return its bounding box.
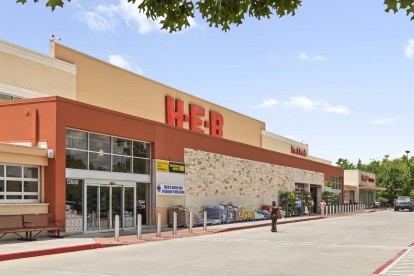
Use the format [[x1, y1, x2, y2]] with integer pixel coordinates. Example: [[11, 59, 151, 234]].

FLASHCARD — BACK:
[[0, 164, 40, 203], [65, 128, 151, 175]]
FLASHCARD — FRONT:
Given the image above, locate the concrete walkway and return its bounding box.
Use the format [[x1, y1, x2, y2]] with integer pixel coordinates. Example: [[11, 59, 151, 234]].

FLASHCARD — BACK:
[[0, 210, 381, 262]]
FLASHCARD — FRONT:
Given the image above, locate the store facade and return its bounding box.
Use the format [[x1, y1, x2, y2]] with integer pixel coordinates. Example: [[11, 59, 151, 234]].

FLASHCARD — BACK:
[[344, 170, 384, 206], [0, 40, 344, 233]]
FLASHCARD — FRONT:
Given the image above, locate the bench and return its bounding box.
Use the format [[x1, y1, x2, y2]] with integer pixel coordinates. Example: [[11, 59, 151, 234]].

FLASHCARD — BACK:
[[23, 213, 64, 240], [0, 214, 34, 241]]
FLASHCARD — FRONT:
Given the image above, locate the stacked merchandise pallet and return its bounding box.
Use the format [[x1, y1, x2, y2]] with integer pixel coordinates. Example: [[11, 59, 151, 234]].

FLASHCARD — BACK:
[[242, 209, 254, 221], [254, 211, 265, 220], [233, 206, 243, 222], [258, 210, 271, 220], [223, 204, 235, 223], [204, 205, 224, 225], [168, 205, 191, 228]]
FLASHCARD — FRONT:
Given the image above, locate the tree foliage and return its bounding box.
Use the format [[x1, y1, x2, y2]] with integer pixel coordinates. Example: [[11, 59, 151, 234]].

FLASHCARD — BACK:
[[336, 155, 414, 204], [16, 0, 414, 32]]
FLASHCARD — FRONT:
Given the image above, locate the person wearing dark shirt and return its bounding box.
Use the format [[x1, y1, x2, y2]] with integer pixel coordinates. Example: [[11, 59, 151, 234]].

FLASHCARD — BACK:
[[270, 201, 279, 232]]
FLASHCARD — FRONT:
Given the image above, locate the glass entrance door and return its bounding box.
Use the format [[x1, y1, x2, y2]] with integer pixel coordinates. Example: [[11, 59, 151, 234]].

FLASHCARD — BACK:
[[100, 186, 110, 230], [111, 186, 122, 229], [85, 183, 135, 231]]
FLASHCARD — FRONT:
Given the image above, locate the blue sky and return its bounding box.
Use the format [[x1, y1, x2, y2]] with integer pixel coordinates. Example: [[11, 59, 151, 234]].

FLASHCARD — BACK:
[[1, 0, 413, 165]]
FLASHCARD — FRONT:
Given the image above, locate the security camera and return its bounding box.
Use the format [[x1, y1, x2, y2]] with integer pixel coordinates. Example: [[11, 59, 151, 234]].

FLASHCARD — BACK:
[[50, 34, 61, 42]]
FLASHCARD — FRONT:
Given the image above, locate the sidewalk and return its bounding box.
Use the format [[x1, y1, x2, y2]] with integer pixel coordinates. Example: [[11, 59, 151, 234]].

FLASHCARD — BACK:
[[0, 210, 382, 262]]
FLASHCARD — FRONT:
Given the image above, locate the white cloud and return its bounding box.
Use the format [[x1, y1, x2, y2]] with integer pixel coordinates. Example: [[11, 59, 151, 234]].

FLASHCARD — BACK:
[[77, 0, 196, 34], [404, 39, 414, 59], [283, 96, 317, 111], [283, 96, 350, 115], [298, 52, 328, 62], [108, 55, 144, 75], [80, 8, 118, 32], [370, 118, 395, 126], [323, 103, 350, 115], [256, 98, 279, 109]]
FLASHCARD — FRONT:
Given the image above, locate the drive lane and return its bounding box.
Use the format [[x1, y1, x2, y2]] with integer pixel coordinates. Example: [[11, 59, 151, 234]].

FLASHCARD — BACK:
[[0, 210, 412, 276]]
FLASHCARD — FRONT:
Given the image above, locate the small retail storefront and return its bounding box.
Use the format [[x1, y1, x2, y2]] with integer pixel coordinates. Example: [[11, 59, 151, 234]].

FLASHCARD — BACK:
[[344, 170, 384, 206]]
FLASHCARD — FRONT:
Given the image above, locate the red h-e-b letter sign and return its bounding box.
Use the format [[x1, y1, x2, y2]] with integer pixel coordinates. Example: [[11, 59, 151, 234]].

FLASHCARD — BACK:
[[165, 95, 224, 138], [165, 96, 184, 128], [209, 111, 223, 138]]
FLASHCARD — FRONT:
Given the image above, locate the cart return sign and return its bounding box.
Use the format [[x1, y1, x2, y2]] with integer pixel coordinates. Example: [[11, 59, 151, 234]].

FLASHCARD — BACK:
[[156, 160, 185, 174]]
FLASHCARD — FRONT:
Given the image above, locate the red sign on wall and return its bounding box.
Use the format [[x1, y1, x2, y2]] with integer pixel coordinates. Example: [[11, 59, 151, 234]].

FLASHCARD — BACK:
[[291, 146, 307, 157], [165, 96, 224, 138]]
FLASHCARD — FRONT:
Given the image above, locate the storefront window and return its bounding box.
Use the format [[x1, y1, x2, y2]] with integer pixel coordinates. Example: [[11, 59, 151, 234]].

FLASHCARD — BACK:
[[66, 129, 88, 150], [66, 128, 151, 175], [112, 156, 131, 173], [6, 180, 22, 192], [89, 152, 111, 171], [0, 165, 40, 202], [89, 133, 111, 154], [133, 158, 150, 174], [24, 167, 39, 179], [66, 149, 88, 169], [24, 181, 38, 192], [7, 166, 21, 178], [113, 138, 131, 155], [133, 141, 150, 158]]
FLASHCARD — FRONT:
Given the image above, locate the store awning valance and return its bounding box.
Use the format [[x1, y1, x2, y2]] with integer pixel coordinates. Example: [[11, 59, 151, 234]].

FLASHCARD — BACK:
[[359, 185, 386, 191], [344, 185, 358, 191]]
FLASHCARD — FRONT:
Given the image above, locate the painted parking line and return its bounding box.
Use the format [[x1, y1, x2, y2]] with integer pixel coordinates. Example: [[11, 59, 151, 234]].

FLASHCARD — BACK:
[[373, 242, 414, 274]]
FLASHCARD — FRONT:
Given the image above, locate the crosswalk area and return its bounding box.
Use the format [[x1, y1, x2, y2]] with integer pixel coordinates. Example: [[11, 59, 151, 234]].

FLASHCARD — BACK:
[[382, 248, 414, 275]]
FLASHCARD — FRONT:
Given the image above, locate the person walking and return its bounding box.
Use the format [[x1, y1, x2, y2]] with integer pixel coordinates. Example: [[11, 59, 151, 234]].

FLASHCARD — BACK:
[[295, 198, 302, 216], [270, 201, 279, 232], [320, 199, 326, 215]]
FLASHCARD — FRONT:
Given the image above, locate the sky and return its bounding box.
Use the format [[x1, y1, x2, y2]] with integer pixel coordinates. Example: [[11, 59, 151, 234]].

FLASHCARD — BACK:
[[1, 0, 413, 165]]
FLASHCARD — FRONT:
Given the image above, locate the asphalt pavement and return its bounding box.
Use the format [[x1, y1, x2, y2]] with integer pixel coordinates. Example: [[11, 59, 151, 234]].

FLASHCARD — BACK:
[[0, 209, 378, 262]]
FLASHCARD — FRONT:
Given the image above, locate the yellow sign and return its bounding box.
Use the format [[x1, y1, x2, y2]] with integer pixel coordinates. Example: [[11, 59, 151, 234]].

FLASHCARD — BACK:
[[156, 160, 169, 172], [169, 162, 185, 173]]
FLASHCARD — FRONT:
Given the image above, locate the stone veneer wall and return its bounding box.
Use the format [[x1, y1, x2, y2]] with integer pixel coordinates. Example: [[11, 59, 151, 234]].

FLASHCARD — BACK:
[[184, 149, 324, 213]]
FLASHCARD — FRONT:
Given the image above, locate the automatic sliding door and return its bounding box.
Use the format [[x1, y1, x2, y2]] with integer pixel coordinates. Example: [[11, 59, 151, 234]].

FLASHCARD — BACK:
[[86, 186, 98, 231], [100, 186, 110, 230], [112, 186, 122, 229], [124, 187, 134, 228]]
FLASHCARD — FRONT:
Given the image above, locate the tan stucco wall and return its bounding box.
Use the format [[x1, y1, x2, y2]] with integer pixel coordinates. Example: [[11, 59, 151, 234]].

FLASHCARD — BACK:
[[0, 40, 76, 99], [261, 130, 309, 158], [0, 144, 48, 166], [52, 43, 265, 147], [184, 148, 324, 214], [0, 203, 49, 215], [344, 170, 359, 187]]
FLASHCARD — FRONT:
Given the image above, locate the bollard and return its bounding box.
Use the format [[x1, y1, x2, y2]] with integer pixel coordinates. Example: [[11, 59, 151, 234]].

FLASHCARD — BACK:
[[203, 211, 207, 232], [173, 212, 177, 236], [189, 212, 193, 234], [156, 213, 161, 238], [114, 215, 120, 242], [137, 214, 142, 240]]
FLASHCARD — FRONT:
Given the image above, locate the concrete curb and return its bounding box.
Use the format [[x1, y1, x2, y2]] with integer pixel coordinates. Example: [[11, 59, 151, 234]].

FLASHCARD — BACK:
[[0, 243, 103, 262]]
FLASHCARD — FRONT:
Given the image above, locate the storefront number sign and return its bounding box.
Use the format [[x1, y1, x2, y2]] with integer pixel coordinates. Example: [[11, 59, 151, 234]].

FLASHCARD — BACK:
[[66, 178, 80, 185], [165, 96, 224, 138]]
